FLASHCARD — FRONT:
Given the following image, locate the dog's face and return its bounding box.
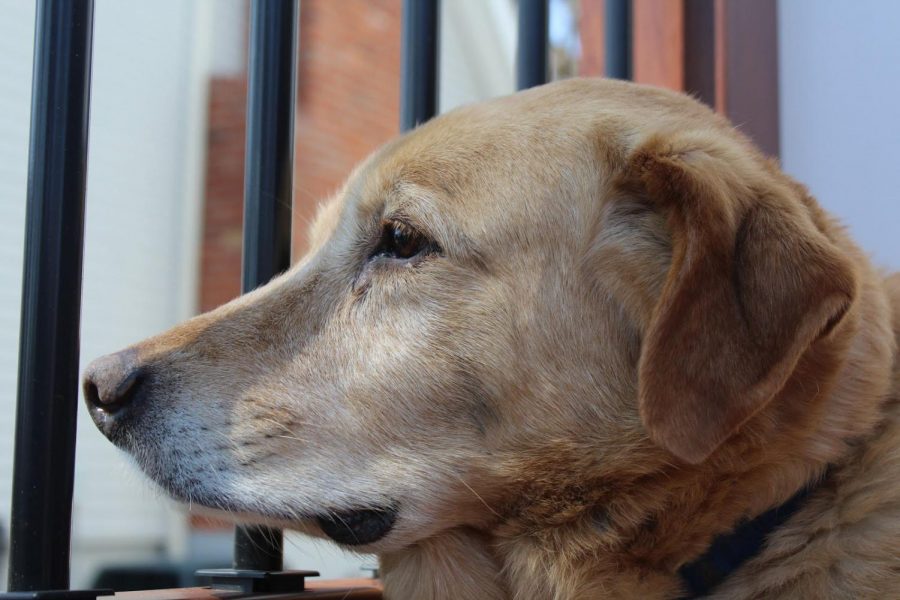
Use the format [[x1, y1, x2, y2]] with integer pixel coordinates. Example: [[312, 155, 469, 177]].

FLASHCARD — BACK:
[[84, 80, 856, 555]]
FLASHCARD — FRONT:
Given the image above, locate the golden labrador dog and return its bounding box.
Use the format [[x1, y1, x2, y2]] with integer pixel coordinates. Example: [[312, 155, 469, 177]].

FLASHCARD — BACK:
[[84, 79, 900, 599]]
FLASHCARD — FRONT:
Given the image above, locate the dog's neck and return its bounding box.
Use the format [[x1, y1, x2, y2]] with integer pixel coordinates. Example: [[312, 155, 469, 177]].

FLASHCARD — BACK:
[[380, 528, 508, 600], [676, 468, 830, 598]]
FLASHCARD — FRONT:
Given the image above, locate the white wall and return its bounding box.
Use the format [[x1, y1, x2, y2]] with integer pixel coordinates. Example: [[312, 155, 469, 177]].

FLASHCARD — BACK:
[[779, 0, 900, 270], [0, 2, 37, 587], [440, 0, 516, 113], [72, 0, 216, 585], [0, 0, 214, 589]]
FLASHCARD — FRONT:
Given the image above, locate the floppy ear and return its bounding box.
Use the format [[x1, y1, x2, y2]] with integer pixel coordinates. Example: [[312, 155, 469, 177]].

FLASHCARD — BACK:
[[626, 134, 857, 464]]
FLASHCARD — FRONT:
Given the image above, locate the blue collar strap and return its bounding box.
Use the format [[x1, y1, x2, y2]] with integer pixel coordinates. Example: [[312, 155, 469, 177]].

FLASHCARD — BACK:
[[677, 474, 827, 598]]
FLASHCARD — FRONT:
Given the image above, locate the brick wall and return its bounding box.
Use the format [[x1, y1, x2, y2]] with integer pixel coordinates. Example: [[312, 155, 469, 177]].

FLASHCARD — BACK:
[[200, 77, 247, 313], [293, 0, 401, 255], [579, 0, 605, 77], [199, 0, 401, 314]]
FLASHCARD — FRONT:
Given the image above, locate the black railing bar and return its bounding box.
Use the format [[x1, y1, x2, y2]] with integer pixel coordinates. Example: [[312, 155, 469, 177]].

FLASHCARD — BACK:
[[6, 0, 95, 592], [233, 0, 300, 573], [604, 0, 632, 80], [400, 0, 439, 132], [516, 0, 549, 90]]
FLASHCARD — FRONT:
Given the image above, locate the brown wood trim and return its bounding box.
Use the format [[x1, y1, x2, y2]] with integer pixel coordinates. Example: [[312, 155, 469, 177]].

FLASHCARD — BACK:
[[578, 0, 606, 77], [632, 0, 685, 90], [112, 579, 382, 599], [713, 0, 726, 113]]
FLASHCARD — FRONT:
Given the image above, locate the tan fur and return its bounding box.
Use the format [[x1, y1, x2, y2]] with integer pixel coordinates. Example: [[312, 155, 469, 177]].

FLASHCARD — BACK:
[[84, 79, 900, 599]]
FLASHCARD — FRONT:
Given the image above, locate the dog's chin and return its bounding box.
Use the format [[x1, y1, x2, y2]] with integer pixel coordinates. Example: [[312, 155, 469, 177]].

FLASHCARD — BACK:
[[150, 472, 400, 547], [316, 506, 398, 546], [164, 493, 399, 548]]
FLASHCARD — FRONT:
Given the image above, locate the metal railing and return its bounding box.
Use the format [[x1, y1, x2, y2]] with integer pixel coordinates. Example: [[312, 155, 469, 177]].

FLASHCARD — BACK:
[[517, 0, 549, 89], [400, 0, 439, 131], [232, 0, 300, 577], [604, 0, 632, 80], [7, 0, 94, 594], [2, 0, 630, 596]]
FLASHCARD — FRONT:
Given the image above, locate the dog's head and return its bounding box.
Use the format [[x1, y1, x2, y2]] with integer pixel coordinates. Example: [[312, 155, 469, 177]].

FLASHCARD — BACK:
[[84, 79, 857, 553]]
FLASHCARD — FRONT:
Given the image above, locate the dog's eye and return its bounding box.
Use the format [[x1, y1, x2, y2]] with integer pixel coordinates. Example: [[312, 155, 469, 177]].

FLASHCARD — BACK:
[[373, 220, 434, 260]]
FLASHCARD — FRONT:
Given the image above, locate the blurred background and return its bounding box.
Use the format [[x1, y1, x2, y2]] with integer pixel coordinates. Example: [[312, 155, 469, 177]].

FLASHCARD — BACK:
[[0, 0, 898, 591]]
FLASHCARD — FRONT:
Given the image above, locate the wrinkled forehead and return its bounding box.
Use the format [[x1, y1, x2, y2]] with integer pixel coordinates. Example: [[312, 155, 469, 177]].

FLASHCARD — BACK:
[[326, 78, 728, 235], [359, 114, 522, 206], [339, 103, 604, 242]]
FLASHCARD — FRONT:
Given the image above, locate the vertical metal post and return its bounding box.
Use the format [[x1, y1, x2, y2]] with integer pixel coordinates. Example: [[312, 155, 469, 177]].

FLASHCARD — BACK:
[[234, 0, 299, 572], [7, 0, 94, 592], [604, 0, 632, 80], [516, 0, 549, 90], [400, 0, 439, 131]]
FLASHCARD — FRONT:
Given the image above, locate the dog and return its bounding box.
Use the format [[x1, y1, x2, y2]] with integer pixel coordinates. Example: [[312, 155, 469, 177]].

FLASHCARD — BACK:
[[84, 78, 900, 599]]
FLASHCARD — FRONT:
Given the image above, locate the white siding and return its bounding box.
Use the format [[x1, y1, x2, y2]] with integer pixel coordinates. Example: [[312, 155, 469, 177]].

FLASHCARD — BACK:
[[0, 0, 213, 588], [440, 0, 516, 113], [74, 0, 212, 554], [0, 2, 37, 587]]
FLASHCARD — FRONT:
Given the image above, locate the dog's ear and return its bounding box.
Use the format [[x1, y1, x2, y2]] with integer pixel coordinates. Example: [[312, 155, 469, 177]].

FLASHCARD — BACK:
[[624, 133, 856, 464]]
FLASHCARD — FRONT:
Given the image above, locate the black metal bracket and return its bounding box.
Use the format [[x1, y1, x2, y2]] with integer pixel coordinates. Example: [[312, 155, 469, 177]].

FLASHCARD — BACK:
[[0, 591, 113, 600], [196, 569, 319, 594], [516, 0, 549, 90]]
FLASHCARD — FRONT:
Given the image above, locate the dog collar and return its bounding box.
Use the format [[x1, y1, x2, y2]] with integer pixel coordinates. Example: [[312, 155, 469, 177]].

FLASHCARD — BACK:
[[677, 472, 828, 598]]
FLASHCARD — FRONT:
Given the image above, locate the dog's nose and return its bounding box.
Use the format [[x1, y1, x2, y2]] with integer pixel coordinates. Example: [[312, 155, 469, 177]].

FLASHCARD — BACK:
[[83, 350, 143, 416]]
